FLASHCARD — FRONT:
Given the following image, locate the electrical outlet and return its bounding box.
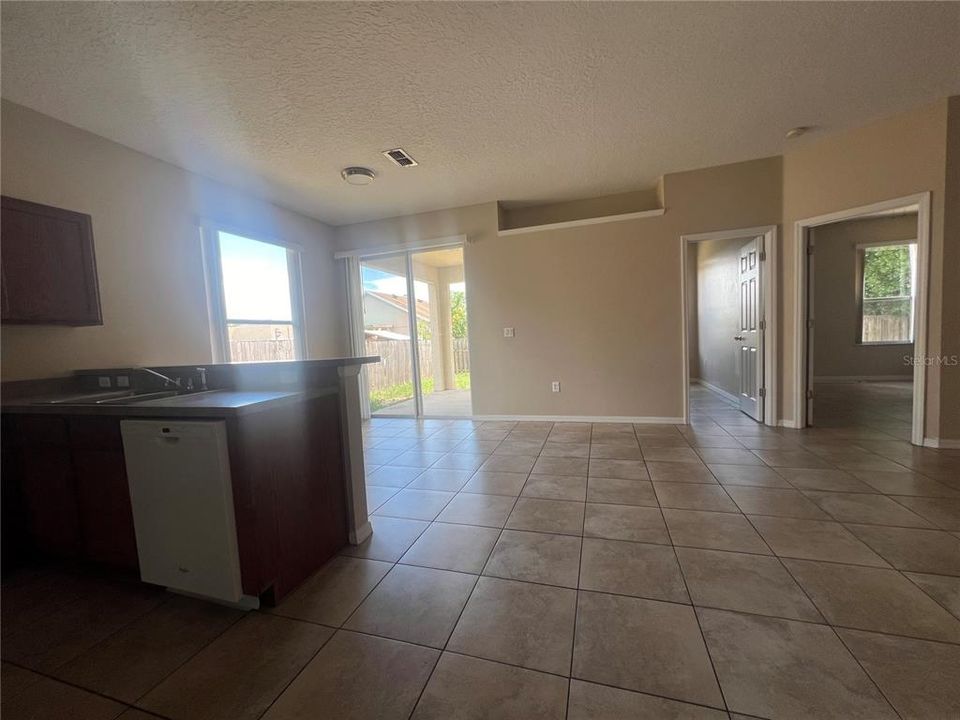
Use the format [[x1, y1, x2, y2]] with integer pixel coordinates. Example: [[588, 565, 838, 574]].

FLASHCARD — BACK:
[[503, 327, 515, 338], [551, 381, 561, 393], [116, 375, 130, 388], [97, 376, 112, 388]]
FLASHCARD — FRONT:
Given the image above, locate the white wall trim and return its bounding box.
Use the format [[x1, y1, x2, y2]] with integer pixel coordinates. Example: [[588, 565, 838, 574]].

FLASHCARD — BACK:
[[778, 419, 802, 429], [680, 225, 778, 427], [472, 414, 685, 424], [813, 375, 913, 383], [497, 208, 665, 237], [792, 192, 930, 446], [334, 234, 466, 259], [923, 437, 960, 450], [692, 379, 739, 404]]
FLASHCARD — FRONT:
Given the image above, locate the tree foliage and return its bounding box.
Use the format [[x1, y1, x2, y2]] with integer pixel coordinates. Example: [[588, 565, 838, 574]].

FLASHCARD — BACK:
[[863, 245, 912, 317], [450, 291, 468, 338]]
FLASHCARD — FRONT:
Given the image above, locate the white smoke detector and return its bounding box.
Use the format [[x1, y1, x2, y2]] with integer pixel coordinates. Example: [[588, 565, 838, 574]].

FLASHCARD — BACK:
[[341, 166, 376, 185]]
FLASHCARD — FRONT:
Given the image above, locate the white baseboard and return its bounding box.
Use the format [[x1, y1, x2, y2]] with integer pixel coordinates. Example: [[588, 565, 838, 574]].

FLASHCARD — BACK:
[[923, 437, 960, 449], [472, 414, 686, 424], [813, 375, 912, 384], [691, 379, 739, 404]]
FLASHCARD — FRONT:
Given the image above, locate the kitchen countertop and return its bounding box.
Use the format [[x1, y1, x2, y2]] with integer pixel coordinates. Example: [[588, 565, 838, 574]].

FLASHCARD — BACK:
[[1, 388, 338, 418]]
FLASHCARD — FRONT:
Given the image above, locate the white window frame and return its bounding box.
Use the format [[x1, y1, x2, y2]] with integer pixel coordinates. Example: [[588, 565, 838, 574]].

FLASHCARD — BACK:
[[200, 223, 307, 363], [856, 238, 917, 347]]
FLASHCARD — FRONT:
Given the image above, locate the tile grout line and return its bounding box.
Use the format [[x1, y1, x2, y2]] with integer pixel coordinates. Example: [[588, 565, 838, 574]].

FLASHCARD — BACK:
[[772, 549, 906, 720], [565, 422, 590, 720], [406, 427, 526, 720], [661, 415, 735, 715]]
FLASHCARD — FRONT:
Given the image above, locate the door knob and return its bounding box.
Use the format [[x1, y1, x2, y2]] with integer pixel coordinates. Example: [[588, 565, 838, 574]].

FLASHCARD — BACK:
[[733, 335, 744, 341]]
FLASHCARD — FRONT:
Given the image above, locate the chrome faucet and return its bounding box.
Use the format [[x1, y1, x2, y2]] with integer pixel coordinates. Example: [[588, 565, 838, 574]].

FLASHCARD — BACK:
[[138, 367, 183, 390]]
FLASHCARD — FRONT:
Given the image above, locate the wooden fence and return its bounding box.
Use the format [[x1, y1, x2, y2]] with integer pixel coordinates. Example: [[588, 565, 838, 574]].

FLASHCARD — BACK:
[[229, 339, 295, 362], [364, 337, 470, 392], [862, 315, 911, 343]]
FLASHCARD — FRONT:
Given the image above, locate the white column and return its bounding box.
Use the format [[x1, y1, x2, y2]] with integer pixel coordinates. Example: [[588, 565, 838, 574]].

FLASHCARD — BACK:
[[337, 364, 372, 545]]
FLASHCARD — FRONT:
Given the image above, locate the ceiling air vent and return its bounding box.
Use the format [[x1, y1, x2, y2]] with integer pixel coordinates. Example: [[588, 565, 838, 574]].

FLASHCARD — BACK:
[[382, 148, 418, 168]]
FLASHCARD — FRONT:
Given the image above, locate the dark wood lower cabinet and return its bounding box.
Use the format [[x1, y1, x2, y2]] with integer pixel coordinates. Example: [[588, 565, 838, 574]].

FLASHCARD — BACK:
[[228, 393, 348, 601], [2, 414, 137, 569], [2, 396, 349, 603]]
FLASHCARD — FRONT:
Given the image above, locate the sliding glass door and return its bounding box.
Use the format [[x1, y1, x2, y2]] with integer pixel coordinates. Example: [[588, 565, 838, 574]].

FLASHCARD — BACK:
[[360, 255, 418, 415], [411, 246, 471, 417], [355, 245, 471, 418]]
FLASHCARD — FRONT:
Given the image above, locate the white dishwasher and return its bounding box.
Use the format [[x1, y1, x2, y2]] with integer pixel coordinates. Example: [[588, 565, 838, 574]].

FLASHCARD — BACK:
[[121, 419, 245, 604]]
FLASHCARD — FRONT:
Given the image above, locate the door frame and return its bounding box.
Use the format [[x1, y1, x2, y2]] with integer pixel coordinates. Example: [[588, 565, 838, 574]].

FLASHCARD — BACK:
[[338, 236, 470, 419], [791, 193, 930, 445], [680, 225, 779, 426]]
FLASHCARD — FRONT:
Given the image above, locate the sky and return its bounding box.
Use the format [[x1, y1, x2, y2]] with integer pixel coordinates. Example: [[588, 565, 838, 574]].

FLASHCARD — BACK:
[[362, 265, 465, 301], [219, 231, 293, 321], [218, 235, 466, 322]]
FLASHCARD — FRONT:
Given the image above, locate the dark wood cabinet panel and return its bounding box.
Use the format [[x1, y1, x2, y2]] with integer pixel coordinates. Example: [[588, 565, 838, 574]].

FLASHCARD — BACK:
[[1, 196, 102, 325], [7, 416, 83, 557], [2, 414, 138, 569], [68, 416, 139, 570], [73, 448, 139, 570], [228, 394, 348, 601]]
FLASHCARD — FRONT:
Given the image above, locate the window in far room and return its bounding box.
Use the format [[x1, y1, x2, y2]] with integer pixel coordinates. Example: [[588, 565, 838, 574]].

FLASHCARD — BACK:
[[858, 241, 916, 344], [204, 229, 305, 362]]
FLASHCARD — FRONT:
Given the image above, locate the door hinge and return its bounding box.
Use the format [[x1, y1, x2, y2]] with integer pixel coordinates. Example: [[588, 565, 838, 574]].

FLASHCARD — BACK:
[[759, 319, 766, 331], [759, 250, 766, 261], [807, 318, 815, 329], [806, 389, 814, 399], [807, 244, 815, 256], [759, 387, 766, 397]]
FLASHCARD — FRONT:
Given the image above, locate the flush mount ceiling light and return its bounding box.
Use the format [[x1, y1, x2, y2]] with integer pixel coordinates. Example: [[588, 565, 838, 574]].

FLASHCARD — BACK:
[[785, 126, 811, 140], [341, 166, 376, 185]]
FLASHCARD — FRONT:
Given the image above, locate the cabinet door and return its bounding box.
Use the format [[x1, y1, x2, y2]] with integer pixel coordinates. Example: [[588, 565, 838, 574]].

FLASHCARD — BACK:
[[1, 196, 102, 325], [73, 448, 139, 570], [11, 416, 82, 557], [68, 415, 139, 570]]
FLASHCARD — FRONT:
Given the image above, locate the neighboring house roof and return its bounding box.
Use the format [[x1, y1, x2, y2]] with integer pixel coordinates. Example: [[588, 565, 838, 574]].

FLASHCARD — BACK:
[[365, 290, 430, 321], [365, 329, 411, 341]]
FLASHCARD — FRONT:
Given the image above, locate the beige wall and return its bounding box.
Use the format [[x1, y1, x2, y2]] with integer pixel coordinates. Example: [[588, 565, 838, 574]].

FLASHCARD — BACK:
[[337, 157, 782, 418], [695, 237, 748, 396], [1, 101, 345, 381], [500, 189, 660, 231], [782, 99, 952, 439], [811, 215, 917, 379]]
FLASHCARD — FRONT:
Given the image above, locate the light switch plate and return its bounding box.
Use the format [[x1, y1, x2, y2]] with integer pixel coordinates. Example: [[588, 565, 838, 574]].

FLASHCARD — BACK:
[[551, 381, 561, 393], [503, 327, 515, 338]]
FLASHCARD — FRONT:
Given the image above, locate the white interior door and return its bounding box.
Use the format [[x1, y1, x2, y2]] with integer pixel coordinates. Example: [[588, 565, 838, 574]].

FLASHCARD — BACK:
[[737, 238, 763, 420]]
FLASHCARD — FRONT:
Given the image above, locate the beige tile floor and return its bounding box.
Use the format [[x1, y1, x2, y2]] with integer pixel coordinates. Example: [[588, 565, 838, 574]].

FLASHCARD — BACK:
[[3, 383, 960, 719]]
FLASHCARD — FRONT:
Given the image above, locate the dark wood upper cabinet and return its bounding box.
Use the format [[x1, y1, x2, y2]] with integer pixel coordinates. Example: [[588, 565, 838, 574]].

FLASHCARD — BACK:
[[1, 196, 103, 325]]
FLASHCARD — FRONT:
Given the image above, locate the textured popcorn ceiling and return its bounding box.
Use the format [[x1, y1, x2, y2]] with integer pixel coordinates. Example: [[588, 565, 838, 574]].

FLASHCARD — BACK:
[[2, 2, 959, 225]]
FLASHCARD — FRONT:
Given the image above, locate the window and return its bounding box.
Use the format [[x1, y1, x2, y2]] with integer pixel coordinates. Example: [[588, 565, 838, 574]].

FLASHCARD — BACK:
[[858, 241, 916, 344], [204, 228, 305, 362]]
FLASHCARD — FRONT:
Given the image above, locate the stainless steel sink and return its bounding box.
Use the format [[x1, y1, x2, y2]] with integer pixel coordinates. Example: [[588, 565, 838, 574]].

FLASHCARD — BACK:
[[36, 390, 181, 405], [95, 391, 181, 404]]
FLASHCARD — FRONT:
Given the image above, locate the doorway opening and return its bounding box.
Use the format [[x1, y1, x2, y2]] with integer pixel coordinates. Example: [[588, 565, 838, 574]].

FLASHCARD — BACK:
[[793, 194, 930, 444], [681, 226, 778, 426], [349, 244, 471, 418]]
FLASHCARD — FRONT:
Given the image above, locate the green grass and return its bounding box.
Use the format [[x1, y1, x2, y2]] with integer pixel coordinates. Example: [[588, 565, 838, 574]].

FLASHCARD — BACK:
[[371, 372, 470, 411]]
